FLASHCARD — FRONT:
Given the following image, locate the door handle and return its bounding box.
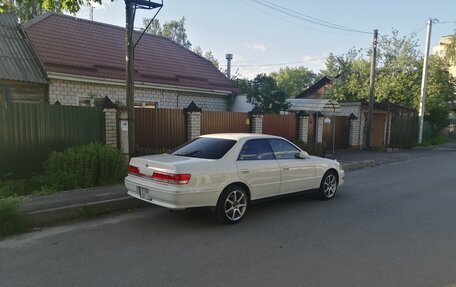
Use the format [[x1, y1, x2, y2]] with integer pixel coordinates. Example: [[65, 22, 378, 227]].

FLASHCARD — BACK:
[[282, 167, 290, 171], [241, 169, 249, 174]]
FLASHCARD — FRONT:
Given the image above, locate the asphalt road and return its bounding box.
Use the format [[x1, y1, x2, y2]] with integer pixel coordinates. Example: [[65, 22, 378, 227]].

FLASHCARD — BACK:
[[1, 151, 456, 287]]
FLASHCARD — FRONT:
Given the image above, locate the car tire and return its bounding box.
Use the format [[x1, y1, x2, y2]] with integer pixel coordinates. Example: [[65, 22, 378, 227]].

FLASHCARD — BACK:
[[216, 185, 249, 224], [316, 171, 338, 200]]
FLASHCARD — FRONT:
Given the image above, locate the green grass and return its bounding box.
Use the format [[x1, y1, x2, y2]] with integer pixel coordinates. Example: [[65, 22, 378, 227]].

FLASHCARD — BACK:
[[0, 176, 55, 199], [417, 135, 450, 146], [0, 198, 29, 238]]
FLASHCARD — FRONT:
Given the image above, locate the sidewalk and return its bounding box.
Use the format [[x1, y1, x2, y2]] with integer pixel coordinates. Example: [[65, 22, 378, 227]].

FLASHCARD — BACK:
[[20, 142, 456, 226]]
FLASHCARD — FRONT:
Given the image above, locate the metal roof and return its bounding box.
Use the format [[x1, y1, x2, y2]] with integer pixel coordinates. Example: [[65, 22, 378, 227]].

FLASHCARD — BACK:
[[0, 14, 47, 84], [23, 13, 238, 93], [287, 98, 341, 112]]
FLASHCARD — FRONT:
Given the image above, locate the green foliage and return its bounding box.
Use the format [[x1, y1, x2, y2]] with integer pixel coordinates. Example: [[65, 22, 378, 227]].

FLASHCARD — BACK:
[[444, 32, 456, 65], [425, 105, 451, 135], [0, 176, 47, 199], [246, 74, 290, 114], [321, 49, 370, 101], [0, 198, 29, 237], [417, 135, 450, 146], [0, 0, 16, 14], [270, 66, 317, 98], [292, 140, 326, 157], [1, 0, 104, 22], [142, 18, 220, 69], [323, 29, 456, 116], [142, 17, 192, 49], [43, 143, 126, 191], [234, 78, 251, 94]]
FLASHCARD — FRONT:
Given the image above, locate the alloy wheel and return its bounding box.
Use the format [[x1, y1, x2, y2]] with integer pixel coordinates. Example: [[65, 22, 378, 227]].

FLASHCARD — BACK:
[[224, 190, 247, 221]]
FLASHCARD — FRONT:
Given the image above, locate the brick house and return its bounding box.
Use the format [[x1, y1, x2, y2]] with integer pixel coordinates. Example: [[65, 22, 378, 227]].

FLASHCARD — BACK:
[[23, 13, 238, 111]]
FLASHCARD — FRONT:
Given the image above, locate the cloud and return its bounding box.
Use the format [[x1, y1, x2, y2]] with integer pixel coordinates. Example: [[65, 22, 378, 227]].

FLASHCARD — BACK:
[[245, 43, 267, 52]]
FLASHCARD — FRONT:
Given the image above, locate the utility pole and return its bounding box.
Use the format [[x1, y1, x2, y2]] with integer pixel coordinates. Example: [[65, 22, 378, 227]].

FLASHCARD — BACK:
[[124, 0, 162, 158], [365, 29, 378, 150], [418, 19, 433, 144], [125, 0, 135, 157], [90, 6, 94, 21]]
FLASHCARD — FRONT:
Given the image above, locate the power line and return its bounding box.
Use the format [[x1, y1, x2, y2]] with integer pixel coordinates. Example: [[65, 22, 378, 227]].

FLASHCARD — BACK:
[[238, 0, 365, 35], [436, 21, 456, 24], [249, 0, 372, 35], [232, 47, 369, 68]]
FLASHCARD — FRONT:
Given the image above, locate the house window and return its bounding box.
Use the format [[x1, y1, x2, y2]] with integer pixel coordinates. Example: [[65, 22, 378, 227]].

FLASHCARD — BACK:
[[78, 97, 93, 107], [134, 101, 158, 108]]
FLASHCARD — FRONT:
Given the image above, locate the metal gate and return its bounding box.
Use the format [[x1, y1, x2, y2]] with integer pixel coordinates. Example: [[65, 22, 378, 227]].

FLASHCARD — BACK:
[[263, 114, 297, 141], [201, 111, 250, 135], [323, 116, 350, 151]]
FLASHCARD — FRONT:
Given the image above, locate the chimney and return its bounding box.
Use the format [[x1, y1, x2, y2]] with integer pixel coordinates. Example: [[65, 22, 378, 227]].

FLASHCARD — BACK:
[[226, 53, 233, 79]]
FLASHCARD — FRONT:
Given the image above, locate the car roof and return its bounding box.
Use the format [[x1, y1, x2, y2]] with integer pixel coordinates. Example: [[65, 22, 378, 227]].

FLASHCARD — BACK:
[[200, 133, 284, 141]]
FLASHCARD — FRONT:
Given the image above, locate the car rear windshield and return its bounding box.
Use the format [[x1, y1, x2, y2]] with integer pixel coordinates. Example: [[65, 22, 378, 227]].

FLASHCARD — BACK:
[[171, 137, 237, 159]]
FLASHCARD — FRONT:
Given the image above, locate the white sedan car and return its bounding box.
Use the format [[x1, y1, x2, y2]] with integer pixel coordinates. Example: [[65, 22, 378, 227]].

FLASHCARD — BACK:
[[125, 133, 344, 224]]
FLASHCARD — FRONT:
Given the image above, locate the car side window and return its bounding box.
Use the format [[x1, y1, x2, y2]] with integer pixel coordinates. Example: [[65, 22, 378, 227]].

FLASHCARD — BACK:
[[268, 139, 300, 160], [238, 139, 275, 160]]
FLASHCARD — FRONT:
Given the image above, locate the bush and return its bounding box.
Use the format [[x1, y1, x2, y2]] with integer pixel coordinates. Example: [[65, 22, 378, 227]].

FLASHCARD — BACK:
[[0, 176, 45, 199], [293, 140, 326, 157], [0, 198, 29, 237], [417, 135, 450, 146], [43, 143, 127, 191]]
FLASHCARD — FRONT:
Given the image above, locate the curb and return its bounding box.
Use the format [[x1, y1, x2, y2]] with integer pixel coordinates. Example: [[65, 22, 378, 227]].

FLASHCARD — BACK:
[[341, 160, 377, 171], [21, 160, 377, 227], [24, 197, 148, 227]]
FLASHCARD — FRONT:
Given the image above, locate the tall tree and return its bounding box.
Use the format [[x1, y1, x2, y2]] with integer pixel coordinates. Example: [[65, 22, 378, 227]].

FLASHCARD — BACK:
[[270, 66, 317, 98], [444, 32, 456, 65], [246, 74, 289, 114], [193, 46, 219, 69], [321, 49, 370, 101], [141, 16, 191, 49], [322, 29, 456, 133], [142, 18, 221, 69], [1, 0, 102, 22]]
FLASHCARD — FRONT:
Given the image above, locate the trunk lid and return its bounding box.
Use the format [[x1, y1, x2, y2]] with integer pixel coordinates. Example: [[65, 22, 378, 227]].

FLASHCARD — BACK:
[[129, 154, 209, 177]]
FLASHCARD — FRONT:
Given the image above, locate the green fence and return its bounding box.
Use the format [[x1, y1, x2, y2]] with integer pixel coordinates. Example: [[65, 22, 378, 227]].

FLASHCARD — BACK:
[[0, 103, 105, 178], [389, 111, 418, 149]]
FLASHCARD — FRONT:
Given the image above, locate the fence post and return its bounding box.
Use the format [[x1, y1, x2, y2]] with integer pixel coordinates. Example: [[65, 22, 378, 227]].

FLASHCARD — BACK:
[[297, 111, 309, 143], [249, 107, 263, 134], [315, 112, 324, 143], [184, 101, 202, 140], [348, 113, 359, 150], [101, 96, 118, 148], [118, 108, 129, 157]]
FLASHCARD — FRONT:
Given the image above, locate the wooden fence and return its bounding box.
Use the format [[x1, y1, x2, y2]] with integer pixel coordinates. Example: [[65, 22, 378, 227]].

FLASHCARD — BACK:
[[0, 103, 105, 178]]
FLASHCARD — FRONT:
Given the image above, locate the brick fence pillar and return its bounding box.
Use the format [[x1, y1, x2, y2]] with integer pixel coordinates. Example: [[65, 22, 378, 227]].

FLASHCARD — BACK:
[[117, 109, 129, 157], [249, 107, 263, 134], [315, 112, 324, 143], [297, 111, 309, 143], [348, 112, 360, 150], [184, 101, 202, 140], [103, 108, 117, 148]]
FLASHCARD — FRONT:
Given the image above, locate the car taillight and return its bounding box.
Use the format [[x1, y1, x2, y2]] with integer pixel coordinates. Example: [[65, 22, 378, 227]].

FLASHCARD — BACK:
[[151, 172, 191, 184], [128, 165, 140, 175]]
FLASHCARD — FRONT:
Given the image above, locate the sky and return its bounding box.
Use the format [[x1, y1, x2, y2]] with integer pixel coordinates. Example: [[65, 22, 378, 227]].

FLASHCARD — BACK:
[[75, 0, 456, 79]]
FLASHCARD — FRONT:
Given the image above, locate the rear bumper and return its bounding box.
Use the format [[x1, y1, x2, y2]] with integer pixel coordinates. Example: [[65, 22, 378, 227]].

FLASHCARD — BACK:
[[124, 176, 220, 210]]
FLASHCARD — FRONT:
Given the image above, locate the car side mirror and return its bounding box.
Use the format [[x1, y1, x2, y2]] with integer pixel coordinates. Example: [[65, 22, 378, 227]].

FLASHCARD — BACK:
[[296, 151, 310, 159]]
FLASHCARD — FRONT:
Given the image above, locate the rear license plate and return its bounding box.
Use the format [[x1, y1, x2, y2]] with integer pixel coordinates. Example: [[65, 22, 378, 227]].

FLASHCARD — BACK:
[[138, 187, 152, 201]]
